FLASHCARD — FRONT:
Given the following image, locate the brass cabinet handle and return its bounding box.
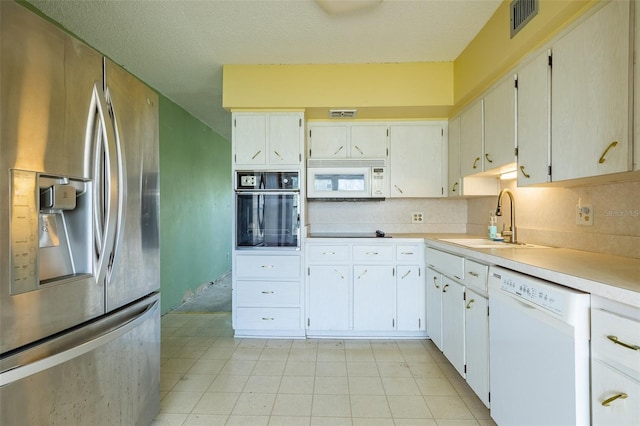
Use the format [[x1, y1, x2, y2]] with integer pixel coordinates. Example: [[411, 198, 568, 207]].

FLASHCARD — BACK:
[[598, 141, 618, 164], [261, 265, 274, 269], [400, 252, 414, 255], [333, 269, 345, 279], [354, 145, 364, 155], [251, 150, 262, 160], [334, 145, 344, 155], [466, 299, 475, 309], [261, 317, 275, 321], [468, 271, 479, 278], [442, 284, 449, 293], [472, 157, 480, 169], [273, 150, 282, 159], [401, 270, 411, 279], [602, 392, 628, 406], [519, 165, 531, 178], [366, 252, 379, 256], [452, 182, 458, 192], [357, 269, 368, 279], [432, 276, 440, 289], [322, 251, 336, 255], [261, 291, 274, 294], [607, 335, 640, 351], [485, 153, 493, 163], [394, 184, 404, 194]]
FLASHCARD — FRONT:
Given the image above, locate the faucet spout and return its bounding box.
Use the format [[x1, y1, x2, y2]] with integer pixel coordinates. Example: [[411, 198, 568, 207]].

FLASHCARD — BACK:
[[495, 188, 517, 244]]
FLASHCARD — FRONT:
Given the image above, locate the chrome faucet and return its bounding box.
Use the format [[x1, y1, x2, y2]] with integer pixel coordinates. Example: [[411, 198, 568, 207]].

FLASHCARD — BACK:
[[496, 188, 517, 244]]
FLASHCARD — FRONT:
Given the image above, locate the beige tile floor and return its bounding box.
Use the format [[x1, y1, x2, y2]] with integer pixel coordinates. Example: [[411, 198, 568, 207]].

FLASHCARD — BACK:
[[153, 312, 496, 426]]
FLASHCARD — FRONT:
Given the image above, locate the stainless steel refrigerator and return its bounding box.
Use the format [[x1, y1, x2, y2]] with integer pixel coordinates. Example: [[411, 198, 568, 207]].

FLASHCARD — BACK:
[[0, 2, 161, 424]]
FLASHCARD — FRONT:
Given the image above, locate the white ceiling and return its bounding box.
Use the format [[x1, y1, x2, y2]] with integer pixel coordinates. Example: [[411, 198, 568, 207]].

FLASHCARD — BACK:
[[27, 0, 501, 140]]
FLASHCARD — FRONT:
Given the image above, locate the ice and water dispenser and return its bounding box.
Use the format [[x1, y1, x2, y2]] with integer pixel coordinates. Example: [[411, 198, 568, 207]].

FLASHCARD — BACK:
[[10, 170, 92, 295]]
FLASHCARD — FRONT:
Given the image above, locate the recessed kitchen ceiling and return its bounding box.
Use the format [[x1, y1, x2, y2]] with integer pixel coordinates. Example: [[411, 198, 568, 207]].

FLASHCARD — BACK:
[[26, 0, 501, 140]]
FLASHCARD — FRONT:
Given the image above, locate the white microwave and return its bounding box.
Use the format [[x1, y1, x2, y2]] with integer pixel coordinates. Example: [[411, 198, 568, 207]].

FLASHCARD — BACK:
[[306, 159, 388, 199]]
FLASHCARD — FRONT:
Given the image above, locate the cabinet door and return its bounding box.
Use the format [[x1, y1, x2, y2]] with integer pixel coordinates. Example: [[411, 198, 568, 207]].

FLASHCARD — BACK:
[[350, 125, 388, 158], [483, 76, 516, 171], [551, 0, 631, 181], [517, 50, 551, 185], [591, 359, 640, 426], [307, 265, 350, 330], [426, 268, 443, 350], [308, 125, 348, 158], [396, 265, 425, 331], [389, 123, 445, 198], [464, 290, 490, 408], [448, 117, 461, 196], [442, 277, 465, 377], [234, 113, 267, 165], [460, 100, 483, 176], [269, 113, 301, 165], [353, 265, 395, 330]]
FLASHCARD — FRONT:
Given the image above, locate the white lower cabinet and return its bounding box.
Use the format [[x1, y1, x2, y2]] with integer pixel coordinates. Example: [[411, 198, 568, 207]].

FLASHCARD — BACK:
[[307, 265, 351, 331], [591, 297, 640, 425], [305, 240, 426, 337], [353, 265, 395, 330], [442, 277, 465, 377], [465, 288, 490, 407], [233, 252, 304, 337], [426, 267, 443, 350]]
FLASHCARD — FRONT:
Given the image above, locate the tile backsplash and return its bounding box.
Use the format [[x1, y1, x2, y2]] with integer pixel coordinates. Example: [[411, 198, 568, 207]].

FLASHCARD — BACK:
[[467, 180, 640, 259]]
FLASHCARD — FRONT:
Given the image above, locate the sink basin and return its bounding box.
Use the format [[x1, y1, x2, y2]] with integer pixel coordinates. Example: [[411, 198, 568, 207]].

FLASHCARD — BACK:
[[439, 238, 549, 249]]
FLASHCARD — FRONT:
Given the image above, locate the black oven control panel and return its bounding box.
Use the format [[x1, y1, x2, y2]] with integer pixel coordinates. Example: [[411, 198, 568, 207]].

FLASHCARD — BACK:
[[236, 171, 299, 191]]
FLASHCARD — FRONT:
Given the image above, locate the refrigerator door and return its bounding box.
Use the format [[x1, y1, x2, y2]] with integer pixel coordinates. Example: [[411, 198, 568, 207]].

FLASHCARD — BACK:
[[0, 294, 160, 425], [103, 59, 160, 311], [0, 1, 106, 354]]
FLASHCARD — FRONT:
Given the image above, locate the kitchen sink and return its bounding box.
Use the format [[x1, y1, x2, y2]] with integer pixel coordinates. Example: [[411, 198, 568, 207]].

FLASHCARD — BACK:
[[438, 238, 549, 249]]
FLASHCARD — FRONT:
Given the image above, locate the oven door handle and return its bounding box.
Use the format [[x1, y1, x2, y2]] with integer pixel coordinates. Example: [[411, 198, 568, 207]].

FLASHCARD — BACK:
[[235, 191, 299, 196]]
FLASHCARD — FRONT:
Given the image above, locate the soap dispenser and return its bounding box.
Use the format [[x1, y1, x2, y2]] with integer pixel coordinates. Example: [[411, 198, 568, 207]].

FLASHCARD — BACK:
[[488, 211, 498, 240]]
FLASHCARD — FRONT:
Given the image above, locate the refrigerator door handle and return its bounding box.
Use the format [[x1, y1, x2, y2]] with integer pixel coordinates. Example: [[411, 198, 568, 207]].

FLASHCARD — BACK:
[[0, 296, 159, 387], [90, 83, 119, 287]]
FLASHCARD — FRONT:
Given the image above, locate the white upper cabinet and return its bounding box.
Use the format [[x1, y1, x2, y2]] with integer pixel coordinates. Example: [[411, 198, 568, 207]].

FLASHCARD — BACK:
[[233, 112, 303, 168], [483, 75, 516, 172], [551, 0, 632, 181], [308, 122, 388, 159], [516, 50, 551, 186], [389, 122, 446, 198], [459, 100, 484, 177], [448, 117, 461, 196]]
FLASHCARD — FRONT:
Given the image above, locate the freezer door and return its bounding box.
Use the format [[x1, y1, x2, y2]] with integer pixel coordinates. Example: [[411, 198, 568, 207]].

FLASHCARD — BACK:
[[103, 59, 160, 311], [0, 294, 160, 425], [0, 1, 106, 354]]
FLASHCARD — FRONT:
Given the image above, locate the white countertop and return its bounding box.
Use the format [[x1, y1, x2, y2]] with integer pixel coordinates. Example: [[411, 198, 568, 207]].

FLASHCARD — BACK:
[[305, 233, 640, 307]]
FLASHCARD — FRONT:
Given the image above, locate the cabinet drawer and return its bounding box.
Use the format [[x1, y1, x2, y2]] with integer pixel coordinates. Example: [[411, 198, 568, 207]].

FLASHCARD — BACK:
[[426, 248, 464, 280], [396, 244, 424, 262], [592, 308, 640, 375], [464, 259, 488, 292], [353, 245, 394, 261], [235, 307, 301, 330], [591, 358, 640, 425], [307, 245, 349, 262], [235, 281, 300, 306], [235, 255, 300, 278]]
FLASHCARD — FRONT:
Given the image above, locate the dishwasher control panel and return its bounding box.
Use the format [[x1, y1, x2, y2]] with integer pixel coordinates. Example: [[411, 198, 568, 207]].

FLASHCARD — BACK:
[[491, 268, 565, 315]]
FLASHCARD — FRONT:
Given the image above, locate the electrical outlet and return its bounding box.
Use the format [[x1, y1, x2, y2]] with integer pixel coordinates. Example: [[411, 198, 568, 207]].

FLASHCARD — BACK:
[[412, 212, 424, 223], [576, 204, 593, 226]]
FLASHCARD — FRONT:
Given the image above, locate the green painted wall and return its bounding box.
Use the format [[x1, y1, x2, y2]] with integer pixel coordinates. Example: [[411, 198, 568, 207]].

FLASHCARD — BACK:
[[159, 95, 232, 314]]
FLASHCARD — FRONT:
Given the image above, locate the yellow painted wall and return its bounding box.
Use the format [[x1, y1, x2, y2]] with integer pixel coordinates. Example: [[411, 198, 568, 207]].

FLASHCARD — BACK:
[[223, 62, 453, 119], [453, 0, 598, 113]]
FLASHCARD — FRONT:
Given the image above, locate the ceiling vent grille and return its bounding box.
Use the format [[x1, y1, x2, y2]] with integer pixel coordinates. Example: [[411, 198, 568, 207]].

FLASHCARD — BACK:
[[510, 0, 538, 38], [329, 109, 357, 118]]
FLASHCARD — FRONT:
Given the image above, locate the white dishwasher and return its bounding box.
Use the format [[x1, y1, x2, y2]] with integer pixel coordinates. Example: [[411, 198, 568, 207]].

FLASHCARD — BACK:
[[488, 266, 591, 426]]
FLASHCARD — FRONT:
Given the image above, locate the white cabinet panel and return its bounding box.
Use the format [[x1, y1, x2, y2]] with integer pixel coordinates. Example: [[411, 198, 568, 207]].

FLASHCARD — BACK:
[[591, 308, 640, 378], [235, 307, 301, 330], [234, 114, 267, 165], [426, 247, 464, 280], [460, 100, 484, 177], [483, 75, 516, 171], [551, 0, 631, 181], [426, 268, 443, 350], [442, 277, 465, 377], [448, 117, 461, 196], [353, 265, 395, 330], [396, 244, 423, 262], [592, 359, 640, 426], [465, 289, 489, 407], [350, 125, 388, 158], [516, 50, 551, 185], [353, 244, 394, 262], [308, 125, 348, 158], [464, 259, 488, 293], [307, 265, 351, 331], [269, 113, 302, 165], [235, 281, 300, 306], [235, 255, 301, 278], [396, 265, 425, 331], [306, 244, 350, 262]]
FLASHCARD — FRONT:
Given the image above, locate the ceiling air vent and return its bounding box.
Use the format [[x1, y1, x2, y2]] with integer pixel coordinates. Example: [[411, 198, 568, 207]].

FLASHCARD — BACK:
[[510, 0, 538, 39], [329, 109, 357, 118]]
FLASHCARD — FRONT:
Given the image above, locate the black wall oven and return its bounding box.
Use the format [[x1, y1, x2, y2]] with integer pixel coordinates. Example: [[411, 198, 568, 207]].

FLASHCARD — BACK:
[[235, 171, 300, 249]]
